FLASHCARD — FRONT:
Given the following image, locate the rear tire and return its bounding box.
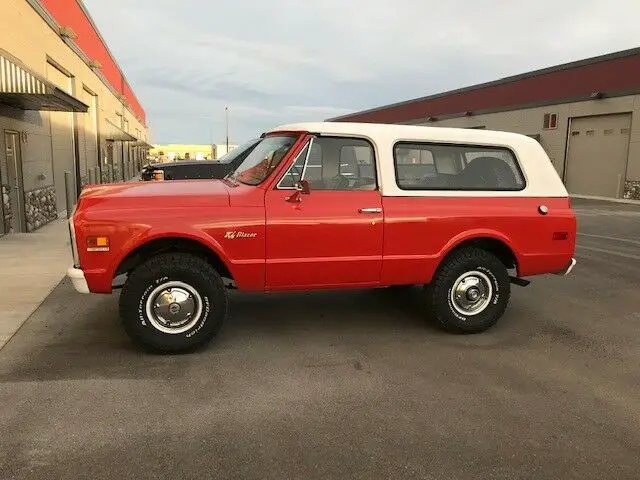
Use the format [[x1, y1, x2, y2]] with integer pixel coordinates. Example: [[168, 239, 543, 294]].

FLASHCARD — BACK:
[[119, 252, 228, 353], [426, 247, 510, 334]]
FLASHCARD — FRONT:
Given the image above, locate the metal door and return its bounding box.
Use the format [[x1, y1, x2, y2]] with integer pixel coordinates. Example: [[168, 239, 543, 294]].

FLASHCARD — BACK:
[[3, 132, 25, 232], [565, 113, 632, 198]]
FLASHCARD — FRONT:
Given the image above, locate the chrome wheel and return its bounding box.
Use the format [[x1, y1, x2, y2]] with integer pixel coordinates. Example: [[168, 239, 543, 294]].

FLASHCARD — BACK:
[[449, 270, 493, 316], [145, 281, 203, 334]]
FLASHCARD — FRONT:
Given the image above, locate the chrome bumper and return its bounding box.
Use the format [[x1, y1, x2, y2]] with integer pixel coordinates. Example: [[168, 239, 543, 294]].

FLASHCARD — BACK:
[[554, 257, 576, 276], [67, 266, 90, 294]]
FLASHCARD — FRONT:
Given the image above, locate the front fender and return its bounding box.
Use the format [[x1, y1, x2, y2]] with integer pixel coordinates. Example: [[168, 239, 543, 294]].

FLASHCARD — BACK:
[[108, 225, 232, 281]]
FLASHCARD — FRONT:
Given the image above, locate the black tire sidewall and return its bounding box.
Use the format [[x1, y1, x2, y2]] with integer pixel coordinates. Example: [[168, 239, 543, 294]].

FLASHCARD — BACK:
[[445, 264, 503, 325], [121, 255, 226, 352], [432, 250, 510, 333]]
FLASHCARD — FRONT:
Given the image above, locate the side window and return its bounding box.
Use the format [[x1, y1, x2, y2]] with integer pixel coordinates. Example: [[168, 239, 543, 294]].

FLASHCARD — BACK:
[[394, 142, 525, 191], [277, 144, 309, 188], [278, 136, 377, 191]]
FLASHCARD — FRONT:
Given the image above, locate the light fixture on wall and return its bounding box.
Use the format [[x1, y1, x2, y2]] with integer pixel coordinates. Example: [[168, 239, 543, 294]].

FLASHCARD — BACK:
[[59, 26, 78, 39], [88, 59, 102, 70]]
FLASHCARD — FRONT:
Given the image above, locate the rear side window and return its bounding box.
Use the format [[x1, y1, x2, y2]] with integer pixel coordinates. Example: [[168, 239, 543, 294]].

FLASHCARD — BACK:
[[393, 142, 525, 191]]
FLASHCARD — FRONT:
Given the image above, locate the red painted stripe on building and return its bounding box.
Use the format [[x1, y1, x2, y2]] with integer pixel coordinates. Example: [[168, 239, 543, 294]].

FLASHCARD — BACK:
[[39, 0, 146, 125], [335, 52, 640, 123]]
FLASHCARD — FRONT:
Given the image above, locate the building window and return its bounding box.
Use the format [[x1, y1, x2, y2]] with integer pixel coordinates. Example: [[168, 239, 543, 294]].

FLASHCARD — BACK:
[[543, 113, 558, 129]]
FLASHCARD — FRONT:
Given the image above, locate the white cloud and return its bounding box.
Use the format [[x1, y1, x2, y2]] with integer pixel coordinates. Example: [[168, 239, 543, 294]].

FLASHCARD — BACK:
[[84, 0, 640, 143]]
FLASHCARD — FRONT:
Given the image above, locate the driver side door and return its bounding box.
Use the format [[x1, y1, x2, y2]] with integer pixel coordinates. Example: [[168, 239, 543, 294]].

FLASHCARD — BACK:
[[265, 136, 384, 290]]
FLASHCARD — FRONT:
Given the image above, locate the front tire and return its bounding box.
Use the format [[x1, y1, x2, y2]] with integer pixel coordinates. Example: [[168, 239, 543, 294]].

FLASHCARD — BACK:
[[119, 252, 228, 353], [427, 247, 510, 334]]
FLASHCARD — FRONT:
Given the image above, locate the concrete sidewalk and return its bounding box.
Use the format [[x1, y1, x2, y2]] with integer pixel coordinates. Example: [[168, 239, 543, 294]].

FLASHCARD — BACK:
[[0, 218, 71, 348]]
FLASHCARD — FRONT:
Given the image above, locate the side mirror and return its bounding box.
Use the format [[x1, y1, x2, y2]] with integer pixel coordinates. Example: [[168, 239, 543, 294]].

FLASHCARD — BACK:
[[286, 180, 310, 203], [294, 180, 310, 194]]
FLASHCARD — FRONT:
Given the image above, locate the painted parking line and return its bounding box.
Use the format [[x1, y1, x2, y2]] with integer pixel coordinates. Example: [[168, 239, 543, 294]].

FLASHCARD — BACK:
[[574, 209, 640, 218], [577, 232, 640, 246], [576, 244, 640, 260]]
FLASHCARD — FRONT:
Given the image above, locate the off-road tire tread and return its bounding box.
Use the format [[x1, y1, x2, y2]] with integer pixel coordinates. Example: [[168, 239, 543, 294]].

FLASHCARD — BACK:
[[427, 247, 510, 334], [119, 252, 228, 353]]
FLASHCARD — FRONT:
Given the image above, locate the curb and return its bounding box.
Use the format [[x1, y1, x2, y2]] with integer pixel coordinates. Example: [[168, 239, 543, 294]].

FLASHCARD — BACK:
[[571, 195, 640, 206], [0, 276, 66, 352]]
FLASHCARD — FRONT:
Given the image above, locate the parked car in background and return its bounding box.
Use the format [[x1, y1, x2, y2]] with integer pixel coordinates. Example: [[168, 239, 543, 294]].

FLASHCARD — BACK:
[[67, 122, 576, 353], [138, 137, 261, 181]]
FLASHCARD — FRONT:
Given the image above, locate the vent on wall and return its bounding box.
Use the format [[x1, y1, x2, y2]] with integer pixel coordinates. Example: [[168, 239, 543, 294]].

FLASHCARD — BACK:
[[543, 113, 558, 130]]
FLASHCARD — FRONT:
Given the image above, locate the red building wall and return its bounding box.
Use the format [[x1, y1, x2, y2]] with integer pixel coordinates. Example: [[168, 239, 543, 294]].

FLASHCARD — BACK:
[[333, 51, 640, 124], [39, 0, 146, 125]]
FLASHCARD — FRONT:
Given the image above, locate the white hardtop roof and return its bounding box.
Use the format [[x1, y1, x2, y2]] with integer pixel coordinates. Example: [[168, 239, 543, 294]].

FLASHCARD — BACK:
[[268, 122, 537, 147], [267, 122, 567, 198]]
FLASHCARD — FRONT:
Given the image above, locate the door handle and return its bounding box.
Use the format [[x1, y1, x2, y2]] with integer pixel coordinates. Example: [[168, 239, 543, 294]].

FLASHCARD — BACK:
[[358, 208, 382, 214]]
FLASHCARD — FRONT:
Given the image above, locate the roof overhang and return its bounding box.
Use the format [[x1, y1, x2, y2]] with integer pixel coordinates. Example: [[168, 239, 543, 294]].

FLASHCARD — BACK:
[[104, 118, 136, 142], [132, 140, 154, 149], [0, 50, 88, 112]]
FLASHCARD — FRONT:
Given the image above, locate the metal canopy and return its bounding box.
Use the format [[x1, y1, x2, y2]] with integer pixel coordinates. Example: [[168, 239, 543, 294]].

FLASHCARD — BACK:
[[132, 140, 154, 149], [104, 118, 136, 142], [0, 51, 88, 113]]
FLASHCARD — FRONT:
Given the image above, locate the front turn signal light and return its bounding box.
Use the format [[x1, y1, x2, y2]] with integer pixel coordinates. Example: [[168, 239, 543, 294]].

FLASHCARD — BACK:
[[86, 236, 110, 252]]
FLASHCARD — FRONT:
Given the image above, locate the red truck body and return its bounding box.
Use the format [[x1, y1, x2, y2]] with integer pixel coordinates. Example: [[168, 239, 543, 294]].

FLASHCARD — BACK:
[[67, 122, 576, 352]]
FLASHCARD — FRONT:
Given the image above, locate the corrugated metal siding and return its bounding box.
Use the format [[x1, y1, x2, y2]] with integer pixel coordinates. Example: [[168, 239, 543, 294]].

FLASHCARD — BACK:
[[0, 55, 47, 94], [335, 52, 640, 124]]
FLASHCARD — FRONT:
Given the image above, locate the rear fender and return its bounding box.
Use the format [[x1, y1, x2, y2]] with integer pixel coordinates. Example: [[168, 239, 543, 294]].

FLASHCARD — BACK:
[[435, 229, 521, 277]]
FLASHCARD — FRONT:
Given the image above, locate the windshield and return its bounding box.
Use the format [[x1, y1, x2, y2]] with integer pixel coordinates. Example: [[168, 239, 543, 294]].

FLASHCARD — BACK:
[[229, 134, 300, 185], [217, 138, 260, 164]]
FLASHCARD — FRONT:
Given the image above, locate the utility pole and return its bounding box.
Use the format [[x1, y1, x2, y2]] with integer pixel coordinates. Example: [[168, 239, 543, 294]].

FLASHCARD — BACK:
[[208, 121, 213, 160], [225, 106, 229, 154]]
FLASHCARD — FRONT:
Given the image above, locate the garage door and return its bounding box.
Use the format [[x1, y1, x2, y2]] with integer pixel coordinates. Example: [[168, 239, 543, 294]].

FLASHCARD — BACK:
[[565, 113, 631, 198]]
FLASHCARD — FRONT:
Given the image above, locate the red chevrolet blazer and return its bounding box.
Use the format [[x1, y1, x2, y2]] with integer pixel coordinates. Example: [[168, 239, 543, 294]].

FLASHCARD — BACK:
[[67, 122, 577, 353]]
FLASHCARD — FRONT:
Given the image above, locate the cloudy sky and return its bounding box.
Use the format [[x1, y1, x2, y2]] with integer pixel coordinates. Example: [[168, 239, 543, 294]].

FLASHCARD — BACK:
[[84, 0, 640, 145]]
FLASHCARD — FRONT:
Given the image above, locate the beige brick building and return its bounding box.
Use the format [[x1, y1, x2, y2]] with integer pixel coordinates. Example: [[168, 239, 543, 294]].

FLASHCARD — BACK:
[[329, 48, 640, 201], [0, 0, 151, 234]]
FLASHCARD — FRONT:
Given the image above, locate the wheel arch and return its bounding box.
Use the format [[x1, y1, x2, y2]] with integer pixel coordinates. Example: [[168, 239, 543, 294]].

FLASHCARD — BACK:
[[436, 231, 520, 277], [112, 234, 234, 282]]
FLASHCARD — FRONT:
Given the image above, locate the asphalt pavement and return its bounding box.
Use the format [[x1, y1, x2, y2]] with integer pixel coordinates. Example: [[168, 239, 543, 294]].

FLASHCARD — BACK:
[[1, 198, 639, 480]]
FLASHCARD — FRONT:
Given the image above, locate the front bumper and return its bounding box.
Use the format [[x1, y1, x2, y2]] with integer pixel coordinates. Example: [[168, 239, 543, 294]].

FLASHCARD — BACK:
[[67, 266, 90, 294], [554, 257, 577, 276]]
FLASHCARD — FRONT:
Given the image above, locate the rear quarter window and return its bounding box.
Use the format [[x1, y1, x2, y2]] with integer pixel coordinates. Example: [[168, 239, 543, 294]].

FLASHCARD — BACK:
[[393, 142, 525, 191]]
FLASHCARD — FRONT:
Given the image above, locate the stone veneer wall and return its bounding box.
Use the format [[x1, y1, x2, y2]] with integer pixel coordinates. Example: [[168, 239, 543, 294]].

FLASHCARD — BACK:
[[623, 180, 640, 200], [112, 162, 122, 183], [1, 184, 12, 233], [24, 185, 57, 232]]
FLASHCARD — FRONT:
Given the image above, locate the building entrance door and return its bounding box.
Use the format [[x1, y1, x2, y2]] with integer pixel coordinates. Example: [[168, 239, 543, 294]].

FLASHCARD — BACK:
[[3, 131, 26, 233]]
